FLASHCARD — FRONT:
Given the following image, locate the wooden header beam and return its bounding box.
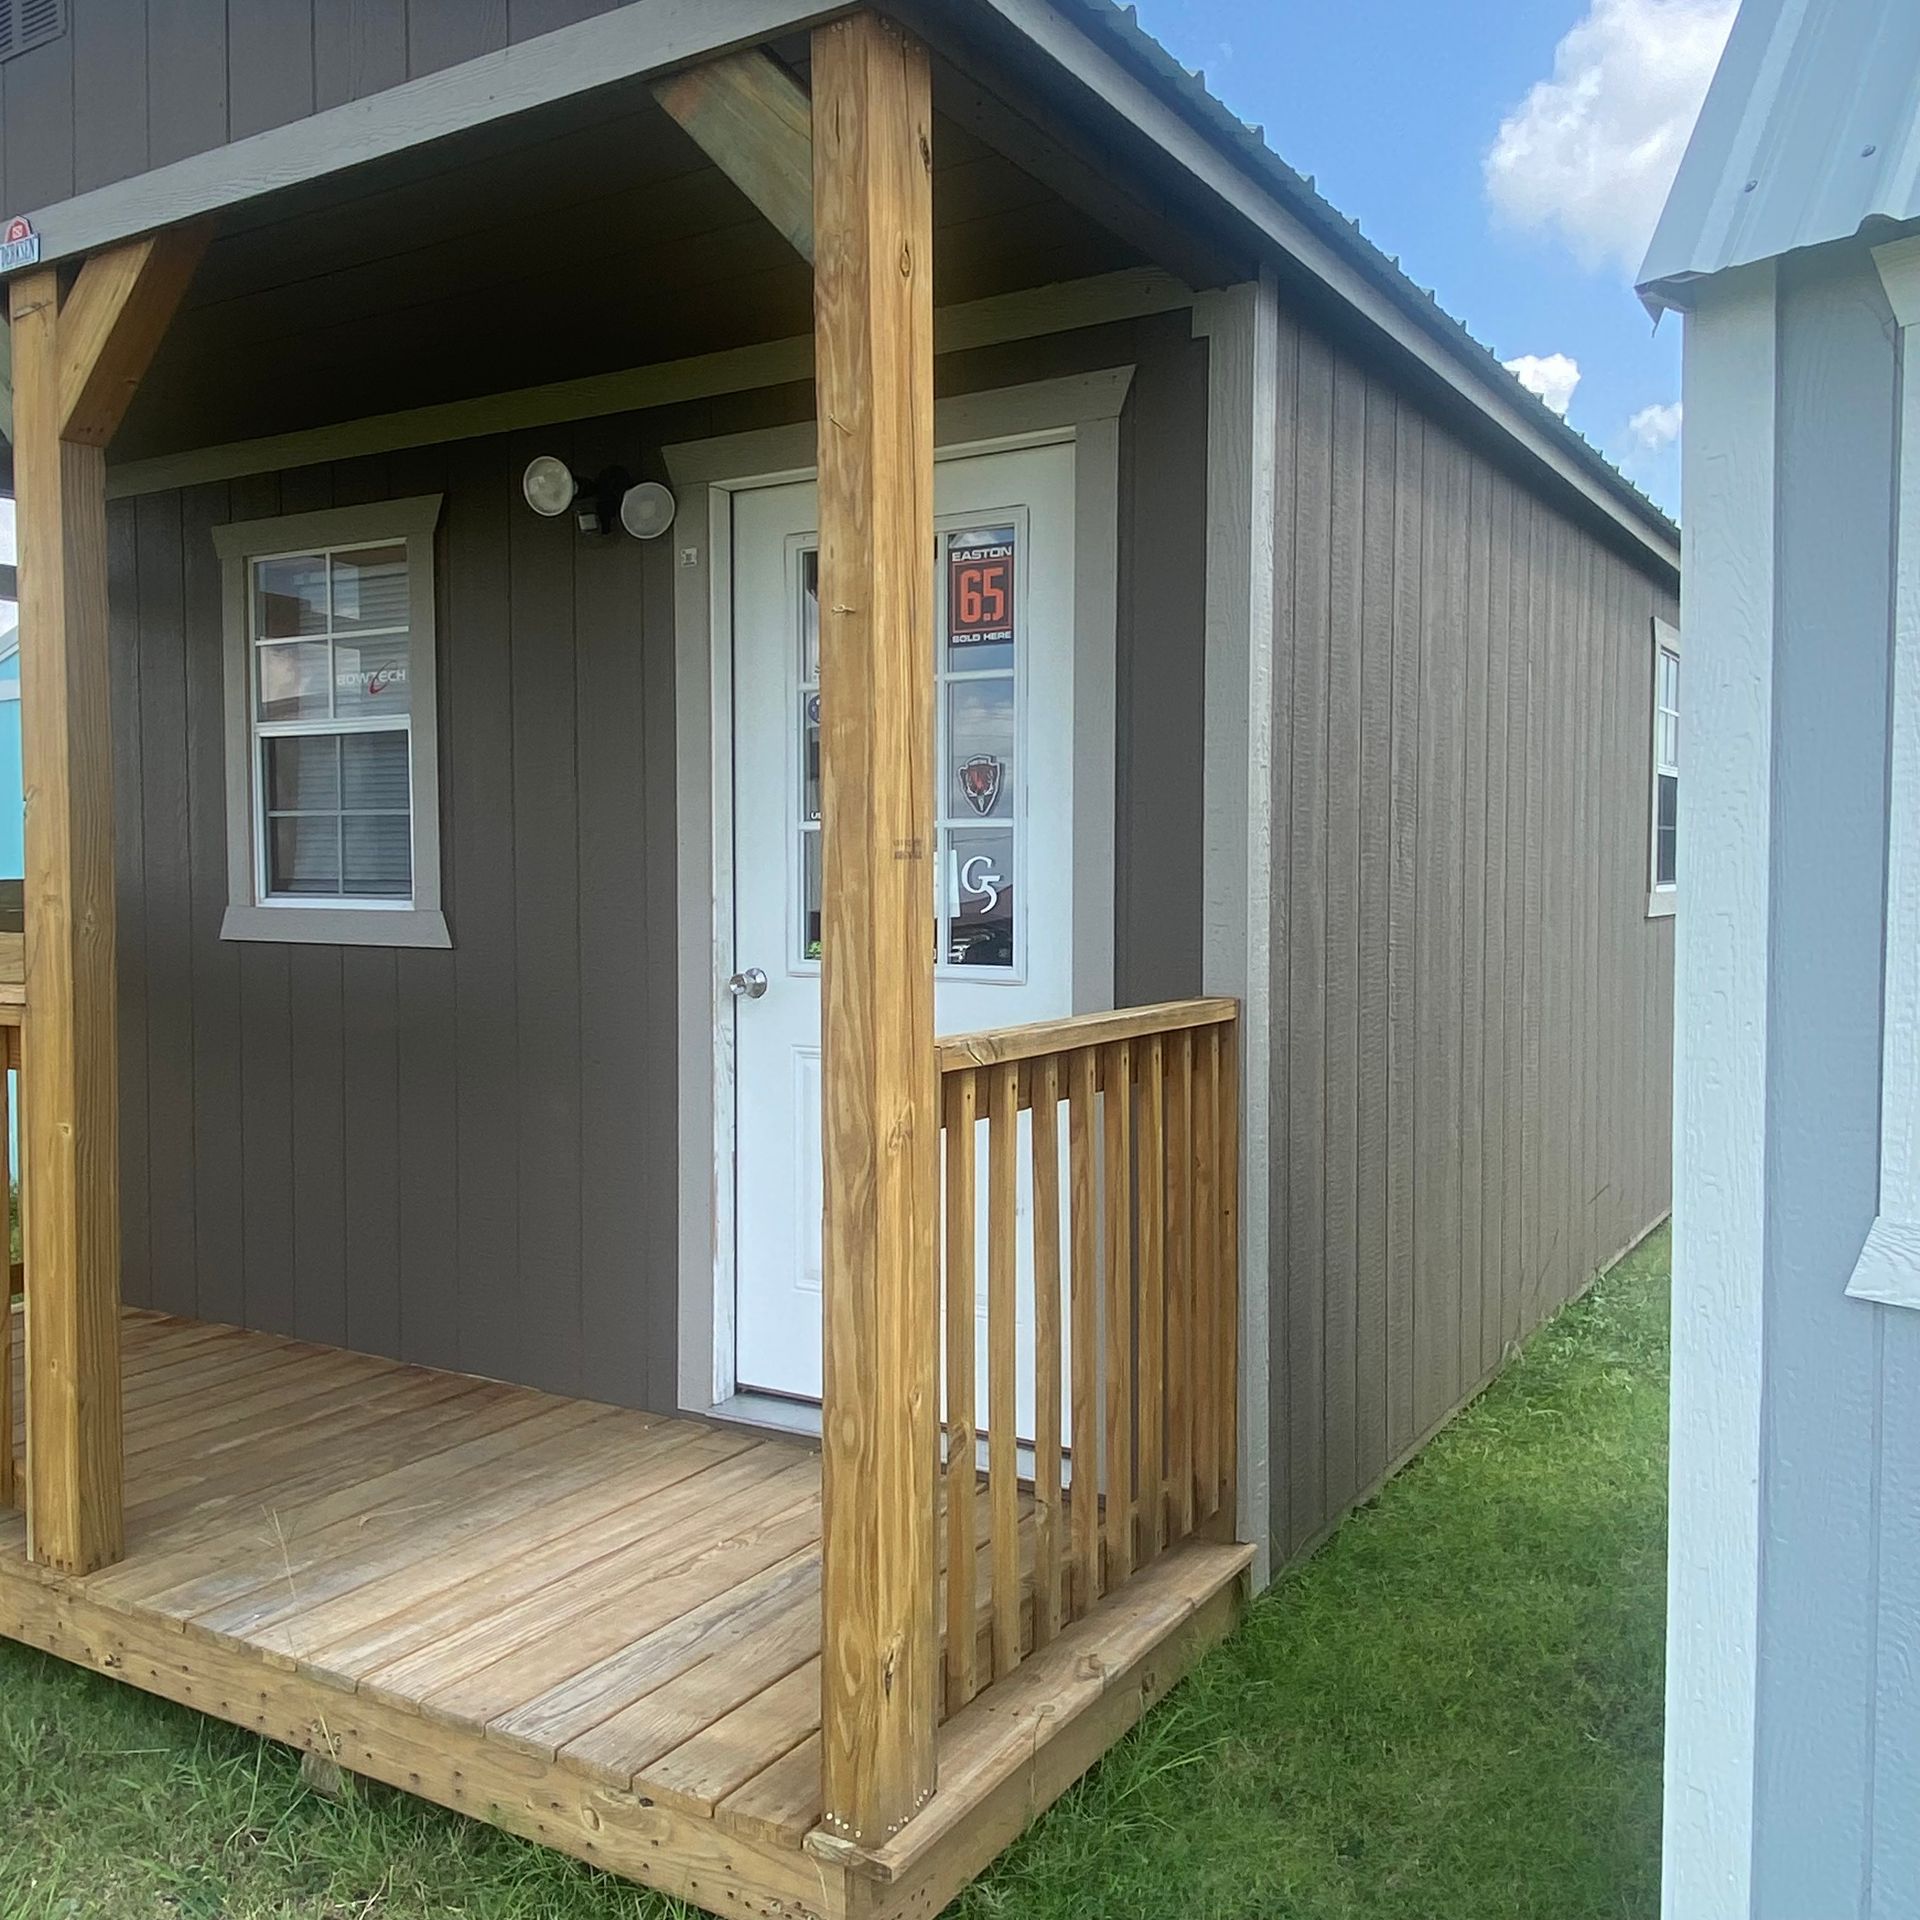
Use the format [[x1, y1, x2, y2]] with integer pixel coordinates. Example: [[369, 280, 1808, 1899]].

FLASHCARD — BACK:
[[9, 226, 202, 1575], [812, 11, 940, 1849]]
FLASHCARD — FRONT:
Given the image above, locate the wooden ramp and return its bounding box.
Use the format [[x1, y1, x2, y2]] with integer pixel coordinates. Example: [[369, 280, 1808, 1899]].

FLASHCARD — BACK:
[[0, 1310, 1249, 1918]]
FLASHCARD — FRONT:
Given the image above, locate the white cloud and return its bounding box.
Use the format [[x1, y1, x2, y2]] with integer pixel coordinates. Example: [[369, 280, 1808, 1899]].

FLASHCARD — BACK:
[[1504, 352, 1582, 417], [1628, 400, 1683, 450], [1484, 0, 1735, 275]]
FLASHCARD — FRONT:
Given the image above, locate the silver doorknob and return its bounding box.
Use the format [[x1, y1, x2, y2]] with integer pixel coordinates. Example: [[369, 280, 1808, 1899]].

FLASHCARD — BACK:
[[727, 967, 770, 1000]]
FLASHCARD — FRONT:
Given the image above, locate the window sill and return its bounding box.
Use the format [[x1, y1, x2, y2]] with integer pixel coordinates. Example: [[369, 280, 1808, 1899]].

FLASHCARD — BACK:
[[1646, 891, 1677, 920], [221, 904, 451, 949], [1846, 1215, 1920, 1312]]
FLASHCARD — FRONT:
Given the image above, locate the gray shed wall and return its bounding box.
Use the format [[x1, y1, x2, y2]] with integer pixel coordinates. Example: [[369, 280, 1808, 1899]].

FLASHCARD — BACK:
[[0, 0, 635, 214], [106, 310, 1210, 1409], [1263, 300, 1677, 1564], [1751, 246, 1920, 1920]]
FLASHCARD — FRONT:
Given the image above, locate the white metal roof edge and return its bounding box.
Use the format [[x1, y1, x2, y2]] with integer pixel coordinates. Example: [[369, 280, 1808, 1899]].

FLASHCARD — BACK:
[[1640, 0, 1920, 312]]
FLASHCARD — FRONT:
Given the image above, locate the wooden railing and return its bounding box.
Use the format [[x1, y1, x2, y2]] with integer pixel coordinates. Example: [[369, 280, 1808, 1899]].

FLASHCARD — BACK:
[[935, 997, 1239, 1718]]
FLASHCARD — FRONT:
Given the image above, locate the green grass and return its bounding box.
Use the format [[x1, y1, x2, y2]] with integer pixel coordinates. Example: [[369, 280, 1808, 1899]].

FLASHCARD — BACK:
[[0, 1229, 1670, 1920]]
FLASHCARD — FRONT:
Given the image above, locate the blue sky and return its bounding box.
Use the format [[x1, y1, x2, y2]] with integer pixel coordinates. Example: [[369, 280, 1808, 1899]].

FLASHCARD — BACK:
[[1129, 0, 1735, 515]]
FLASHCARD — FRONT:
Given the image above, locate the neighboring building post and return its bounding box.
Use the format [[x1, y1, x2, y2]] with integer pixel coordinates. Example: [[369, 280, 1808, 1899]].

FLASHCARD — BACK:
[[8, 231, 202, 1576], [811, 10, 940, 1846]]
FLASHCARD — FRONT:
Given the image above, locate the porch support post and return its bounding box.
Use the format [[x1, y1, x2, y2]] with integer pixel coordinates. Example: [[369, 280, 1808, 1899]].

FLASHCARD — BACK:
[[9, 228, 202, 1575], [812, 11, 940, 1846]]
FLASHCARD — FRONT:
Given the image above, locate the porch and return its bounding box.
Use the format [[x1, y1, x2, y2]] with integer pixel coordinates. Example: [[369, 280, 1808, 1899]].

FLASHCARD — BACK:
[[0, 10, 1259, 1911], [0, 996, 1249, 1918], [2, 1280, 1247, 1917]]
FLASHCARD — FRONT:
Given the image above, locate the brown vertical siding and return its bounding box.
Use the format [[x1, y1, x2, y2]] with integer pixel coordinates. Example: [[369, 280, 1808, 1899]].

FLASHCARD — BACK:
[[0, 0, 636, 212], [105, 314, 1210, 1411], [1264, 301, 1677, 1563]]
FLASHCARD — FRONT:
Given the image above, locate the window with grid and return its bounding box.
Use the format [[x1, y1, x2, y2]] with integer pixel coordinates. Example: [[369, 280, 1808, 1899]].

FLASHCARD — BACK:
[[1651, 620, 1680, 898], [252, 540, 414, 901], [215, 497, 447, 948]]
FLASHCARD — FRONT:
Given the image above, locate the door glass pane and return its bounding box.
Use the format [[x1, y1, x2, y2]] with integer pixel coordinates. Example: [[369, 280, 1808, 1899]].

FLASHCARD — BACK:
[[799, 691, 821, 824], [800, 828, 822, 960], [945, 525, 1016, 673], [947, 824, 1014, 968], [257, 640, 331, 723], [799, 546, 821, 685], [947, 679, 1014, 821]]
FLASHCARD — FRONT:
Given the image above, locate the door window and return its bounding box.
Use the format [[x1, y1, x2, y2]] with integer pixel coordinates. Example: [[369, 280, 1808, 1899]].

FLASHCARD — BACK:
[[787, 517, 1028, 976]]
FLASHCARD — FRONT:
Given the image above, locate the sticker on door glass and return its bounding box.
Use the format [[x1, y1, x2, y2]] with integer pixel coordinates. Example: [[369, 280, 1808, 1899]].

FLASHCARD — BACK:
[[946, 526, 1015, 672], [946, 825, 1014, 968]]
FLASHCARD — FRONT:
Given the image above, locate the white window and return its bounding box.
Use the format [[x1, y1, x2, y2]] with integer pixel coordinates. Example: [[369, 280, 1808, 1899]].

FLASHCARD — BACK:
[[214, 497, 448, 947], [1649, 617, 1680, 914]]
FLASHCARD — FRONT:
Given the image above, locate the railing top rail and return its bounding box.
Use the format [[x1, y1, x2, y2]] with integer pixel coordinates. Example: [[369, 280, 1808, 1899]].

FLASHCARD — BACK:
[[936, 997, 1237, 1074]]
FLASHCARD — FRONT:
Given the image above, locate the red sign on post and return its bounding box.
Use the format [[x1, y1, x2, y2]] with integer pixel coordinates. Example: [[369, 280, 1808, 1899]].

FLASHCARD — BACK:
[[947, 538, 1014, 651]]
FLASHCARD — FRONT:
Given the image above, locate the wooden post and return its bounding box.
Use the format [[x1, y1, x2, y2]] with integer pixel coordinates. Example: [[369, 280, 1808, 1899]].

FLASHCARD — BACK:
[[9, 230, 202, 1575], [812, 12, 939, 1846]]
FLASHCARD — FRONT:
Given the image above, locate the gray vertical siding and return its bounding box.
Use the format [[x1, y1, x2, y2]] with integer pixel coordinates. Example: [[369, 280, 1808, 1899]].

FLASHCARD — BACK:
[[0, 0, 634, 214], [1263, 299, 1677, 1563], [108, 314, 1210, 1411], [1753, 249, 1919, 1920]]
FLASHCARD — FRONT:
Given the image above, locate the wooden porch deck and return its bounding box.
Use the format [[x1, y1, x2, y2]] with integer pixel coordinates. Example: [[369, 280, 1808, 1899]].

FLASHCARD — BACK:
[[0, 1308, 1249, 1919]]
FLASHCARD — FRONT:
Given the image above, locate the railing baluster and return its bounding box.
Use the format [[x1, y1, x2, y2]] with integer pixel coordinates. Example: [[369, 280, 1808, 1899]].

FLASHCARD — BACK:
[[987, 1061, 1021, 1680], [931, 1000, 1237, 1719], [1102, 1039, 1134, 1586], [1217, 1026, 1240, 1526], [1194, 1027, 1220, 1520], [1068, 1046, 1100, 1616], [1165, 1030, 1194, 1540], [1137, 1034, 1166, 1561], [1030, 1054, 1063, 1650], [943, 1066, 978, 1715]]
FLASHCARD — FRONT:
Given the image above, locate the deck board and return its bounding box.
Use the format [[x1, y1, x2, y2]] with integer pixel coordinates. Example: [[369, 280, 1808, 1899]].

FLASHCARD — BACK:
[[1, 1309, 1250, 1918]]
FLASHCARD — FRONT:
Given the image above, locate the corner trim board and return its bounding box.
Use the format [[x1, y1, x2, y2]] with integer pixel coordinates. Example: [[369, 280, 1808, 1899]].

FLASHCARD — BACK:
[[1193, 275, 1276, 1589], [1850, 236, 1920, 1313], [1659, 257, 1777, 1920]]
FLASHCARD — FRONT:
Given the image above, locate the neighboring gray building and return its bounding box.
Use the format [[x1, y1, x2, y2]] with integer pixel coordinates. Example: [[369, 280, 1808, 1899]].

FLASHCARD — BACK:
[[1641, 1, 1920, 1914]]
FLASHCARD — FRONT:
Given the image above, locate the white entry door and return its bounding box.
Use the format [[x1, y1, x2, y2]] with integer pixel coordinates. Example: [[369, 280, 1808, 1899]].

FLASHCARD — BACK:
[[731, 441, 1078, 1418]]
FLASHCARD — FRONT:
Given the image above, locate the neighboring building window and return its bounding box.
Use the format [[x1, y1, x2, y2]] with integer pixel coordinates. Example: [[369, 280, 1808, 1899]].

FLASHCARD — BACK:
[[213, 497, 448, 948], [1649, 618, 1680, 913]]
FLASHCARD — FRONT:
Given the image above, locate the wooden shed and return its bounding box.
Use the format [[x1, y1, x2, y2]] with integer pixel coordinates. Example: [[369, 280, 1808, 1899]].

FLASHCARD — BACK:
[[0, 4, 1679, 1913]]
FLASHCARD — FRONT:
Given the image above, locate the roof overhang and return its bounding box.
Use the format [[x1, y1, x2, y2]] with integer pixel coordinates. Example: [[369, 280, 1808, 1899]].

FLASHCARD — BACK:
[[0, 0, 1678, 577]]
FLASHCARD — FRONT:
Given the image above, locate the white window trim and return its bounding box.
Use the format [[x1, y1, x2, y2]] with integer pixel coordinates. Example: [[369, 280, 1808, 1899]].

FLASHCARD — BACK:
[[1648, 615, 1680, 918], [213, 495, 449, 949], [1850, 239, 1920, 1310]]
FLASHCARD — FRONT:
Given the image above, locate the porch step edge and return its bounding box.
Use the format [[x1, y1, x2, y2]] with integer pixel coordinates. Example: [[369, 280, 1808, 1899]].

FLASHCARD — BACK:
[[806, 1537, 1252, 1892]]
